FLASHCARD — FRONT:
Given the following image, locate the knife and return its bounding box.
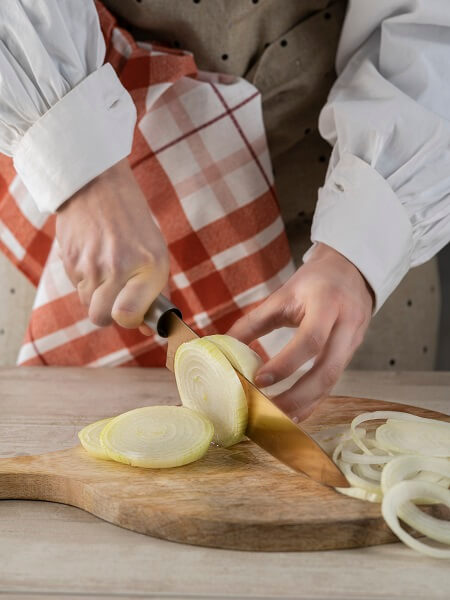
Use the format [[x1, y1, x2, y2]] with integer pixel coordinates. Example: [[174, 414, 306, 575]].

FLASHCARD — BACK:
[[144, 295, 349, 487]]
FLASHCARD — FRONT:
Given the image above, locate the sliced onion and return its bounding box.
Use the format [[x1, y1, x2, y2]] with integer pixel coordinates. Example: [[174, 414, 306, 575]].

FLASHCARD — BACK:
[[381, 481, 450, 559], [78, 417, 112, 460], [175, 338, 248, 447], [354, 463, 383, 482], [341, 443, 392, 465], [338, 460, 382, 494], [381, 456, 450, 494], [333, 410, 450, 556], [350, 411, 446, 455], [333, 440, 381, 494], [397, 501, 450, 545], [376, 420, 450, 457], [100, 406, 214, 468], [203, 334, 262, 382], [335, 485, 382, 503]]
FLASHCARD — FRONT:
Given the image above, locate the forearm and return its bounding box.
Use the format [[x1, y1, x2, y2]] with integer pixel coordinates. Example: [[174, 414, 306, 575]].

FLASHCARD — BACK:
[[0, 0, 136, 213], [310, 0, 450, 311]]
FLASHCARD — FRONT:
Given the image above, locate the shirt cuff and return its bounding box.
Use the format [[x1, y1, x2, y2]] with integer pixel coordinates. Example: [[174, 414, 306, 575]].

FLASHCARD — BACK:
[[304, 153, 413, 313], [13, 63, 137, 213]]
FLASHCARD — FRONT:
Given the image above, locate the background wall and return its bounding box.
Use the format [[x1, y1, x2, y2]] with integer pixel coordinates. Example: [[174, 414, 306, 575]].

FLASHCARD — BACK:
[[0, 253, 35, 366], [437, 243, 450, 370]]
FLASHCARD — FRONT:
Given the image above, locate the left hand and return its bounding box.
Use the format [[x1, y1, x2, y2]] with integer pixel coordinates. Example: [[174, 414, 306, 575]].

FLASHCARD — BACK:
[[227, 243, 374, 421]]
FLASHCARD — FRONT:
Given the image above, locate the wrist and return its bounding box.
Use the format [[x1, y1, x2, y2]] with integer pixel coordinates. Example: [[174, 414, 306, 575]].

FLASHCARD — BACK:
[[57, 159, 131, 214], [309, 243, 375, 310]]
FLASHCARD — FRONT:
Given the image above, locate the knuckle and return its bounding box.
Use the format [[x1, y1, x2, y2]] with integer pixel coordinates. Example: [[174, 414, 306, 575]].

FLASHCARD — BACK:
[[108, 252, 128, 277], [77, 290, 91, 307], [281, 298, 304, 325], [134, 247, 156, 269], [64, 244, 79, 265], [89, 307, 112, 328]]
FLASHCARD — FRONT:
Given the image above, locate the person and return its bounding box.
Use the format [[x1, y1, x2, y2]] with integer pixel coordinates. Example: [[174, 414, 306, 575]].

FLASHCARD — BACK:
[[0, 0, 449, 419]]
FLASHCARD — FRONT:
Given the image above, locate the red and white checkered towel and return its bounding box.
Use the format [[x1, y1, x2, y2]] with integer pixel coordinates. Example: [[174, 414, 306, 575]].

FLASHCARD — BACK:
[[0, 2, 295, 367]]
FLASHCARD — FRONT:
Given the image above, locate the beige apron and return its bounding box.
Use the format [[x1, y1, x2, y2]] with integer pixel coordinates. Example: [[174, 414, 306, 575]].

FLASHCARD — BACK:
[[0, 0, 440, 368]]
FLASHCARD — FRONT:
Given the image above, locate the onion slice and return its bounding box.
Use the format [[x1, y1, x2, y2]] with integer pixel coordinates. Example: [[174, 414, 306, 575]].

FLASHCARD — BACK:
[[203, 334, 262, 382], [350, 411, 448, 455], [376, 420, 450, 457], [100, 406, 214, 468], [175, 338, 249, 447], [381, 456, 450, 494], [381, 481, 450, 559], [335, 485, 382, 504], [78, 417, 112, 460], [333, 410, 450, 556]]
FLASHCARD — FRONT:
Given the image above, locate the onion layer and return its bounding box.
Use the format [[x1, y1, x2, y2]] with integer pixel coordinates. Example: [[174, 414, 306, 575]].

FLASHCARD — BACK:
[[100, 406, 214, 468], [376, 420, 450, 457], [78, 417, 112, 460], [174, 338, 249, 447], [382, 481, 450, 559], [332, 410, 450, 557], [203, 334, 262, 382]]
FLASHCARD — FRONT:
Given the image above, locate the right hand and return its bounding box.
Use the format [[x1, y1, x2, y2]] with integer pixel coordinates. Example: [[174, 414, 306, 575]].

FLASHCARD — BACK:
[[56, 158, 169, 330]]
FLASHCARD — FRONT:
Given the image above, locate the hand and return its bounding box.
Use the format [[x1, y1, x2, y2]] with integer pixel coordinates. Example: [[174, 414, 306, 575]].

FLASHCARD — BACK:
[[56, 159, 169, 329], [228, 243, 374, 420]]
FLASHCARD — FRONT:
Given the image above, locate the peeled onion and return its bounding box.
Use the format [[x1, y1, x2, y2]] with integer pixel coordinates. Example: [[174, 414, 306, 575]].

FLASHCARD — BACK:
[[100, 406, 214, 468], [174, 338, 249, 447]]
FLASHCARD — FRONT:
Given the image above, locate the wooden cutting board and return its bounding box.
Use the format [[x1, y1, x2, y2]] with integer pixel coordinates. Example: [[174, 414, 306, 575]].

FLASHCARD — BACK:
[[1, 389, 448, 552]]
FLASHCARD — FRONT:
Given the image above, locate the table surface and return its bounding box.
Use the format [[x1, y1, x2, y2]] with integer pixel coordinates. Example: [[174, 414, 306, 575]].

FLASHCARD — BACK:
[[0, 367, 449, 600]]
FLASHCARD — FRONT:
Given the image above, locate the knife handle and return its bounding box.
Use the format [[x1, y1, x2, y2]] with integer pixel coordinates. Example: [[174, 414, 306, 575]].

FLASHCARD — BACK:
[[144, 294, 182, 338]]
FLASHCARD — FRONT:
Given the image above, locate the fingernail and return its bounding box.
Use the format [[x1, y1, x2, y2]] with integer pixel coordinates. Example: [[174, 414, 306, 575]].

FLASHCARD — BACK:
[[255, 373, 275, 387]]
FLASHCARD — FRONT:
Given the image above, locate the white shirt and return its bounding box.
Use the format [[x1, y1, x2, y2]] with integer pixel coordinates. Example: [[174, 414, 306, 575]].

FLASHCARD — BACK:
[[0, 0, 449, 312]]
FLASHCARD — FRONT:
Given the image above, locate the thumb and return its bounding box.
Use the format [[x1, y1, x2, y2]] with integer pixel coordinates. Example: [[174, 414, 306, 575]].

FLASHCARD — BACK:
[[112, 268, 167, 329]]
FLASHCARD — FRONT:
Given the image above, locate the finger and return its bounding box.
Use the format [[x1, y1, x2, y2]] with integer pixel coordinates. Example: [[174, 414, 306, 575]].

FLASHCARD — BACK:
[[227, 294, 289, 345], [89, 278, 125, 327], [112, 270, 164, 329], [139, 323, 153, 337], [77, 275, 103, 307], [254, 301, 338, 387], [274, 320, 358, 421]]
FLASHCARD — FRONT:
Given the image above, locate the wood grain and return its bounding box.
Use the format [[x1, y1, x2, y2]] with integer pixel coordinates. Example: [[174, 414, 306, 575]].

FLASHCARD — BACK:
[[0, 385, 448, 551], [1, 368, 449, 599]]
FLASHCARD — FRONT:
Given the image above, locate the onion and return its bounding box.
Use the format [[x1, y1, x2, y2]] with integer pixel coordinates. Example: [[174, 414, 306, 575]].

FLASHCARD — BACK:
[[354, 463, 383, 482], [100, 406, 214, 468], [333, 410, 450, 557], [203, 334, 262, 381], [335, 485, 383, 504], [78, 417, 112, 460], [376, 420, 450, 457], [382, 481, 450, 559], [381, 455, 450, 494], [174, 338, 249, 447]]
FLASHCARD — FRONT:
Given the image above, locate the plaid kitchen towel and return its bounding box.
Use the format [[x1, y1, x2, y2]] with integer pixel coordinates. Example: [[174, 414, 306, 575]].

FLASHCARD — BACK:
[[0, 1, 295, 367]]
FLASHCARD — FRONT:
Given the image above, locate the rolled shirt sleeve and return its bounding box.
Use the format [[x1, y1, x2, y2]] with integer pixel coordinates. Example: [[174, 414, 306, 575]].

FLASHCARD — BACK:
[[0, 0, 136, 213], [305, 0, 450, 312]]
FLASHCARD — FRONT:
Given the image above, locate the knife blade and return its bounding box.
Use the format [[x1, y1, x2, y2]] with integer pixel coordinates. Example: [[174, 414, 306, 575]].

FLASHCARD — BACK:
[[144, 295, 349, 488]]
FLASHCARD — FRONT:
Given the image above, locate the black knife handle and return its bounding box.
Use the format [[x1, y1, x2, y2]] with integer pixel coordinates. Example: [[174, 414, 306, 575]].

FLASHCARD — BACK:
[[143, 294, 182, 338]]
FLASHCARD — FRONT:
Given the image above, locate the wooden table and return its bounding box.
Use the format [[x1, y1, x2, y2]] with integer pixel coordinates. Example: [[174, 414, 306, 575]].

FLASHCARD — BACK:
[[0, 368, 449, 600]]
